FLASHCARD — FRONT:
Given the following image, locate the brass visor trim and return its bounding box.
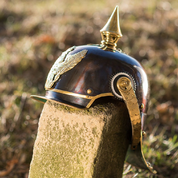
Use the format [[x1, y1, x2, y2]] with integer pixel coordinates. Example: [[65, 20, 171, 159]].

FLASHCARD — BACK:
[[117, 77, 141, 150], [48, 89, 114, 108]]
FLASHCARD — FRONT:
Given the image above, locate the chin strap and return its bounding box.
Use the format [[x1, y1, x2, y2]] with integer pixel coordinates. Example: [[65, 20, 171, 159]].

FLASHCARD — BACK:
[[117, 77, 141, 150], [117, 77, 157, 174]]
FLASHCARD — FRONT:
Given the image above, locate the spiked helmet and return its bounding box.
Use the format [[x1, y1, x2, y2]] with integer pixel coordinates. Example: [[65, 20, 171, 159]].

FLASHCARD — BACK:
[[31, 6, 156, 173]]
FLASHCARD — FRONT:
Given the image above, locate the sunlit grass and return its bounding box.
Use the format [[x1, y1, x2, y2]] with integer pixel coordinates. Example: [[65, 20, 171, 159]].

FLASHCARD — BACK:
[[0, 0, 177, 177]]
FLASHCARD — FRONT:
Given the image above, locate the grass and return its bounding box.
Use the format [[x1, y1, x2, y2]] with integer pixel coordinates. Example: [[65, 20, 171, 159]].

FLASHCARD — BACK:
[[0, 0, 178, 177]]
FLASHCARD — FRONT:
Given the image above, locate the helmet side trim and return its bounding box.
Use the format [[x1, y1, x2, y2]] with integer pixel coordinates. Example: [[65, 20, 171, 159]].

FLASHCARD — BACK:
[[31, 95, 84, 109], [31, 90, 114, 109], [48, 88, 114, 108]]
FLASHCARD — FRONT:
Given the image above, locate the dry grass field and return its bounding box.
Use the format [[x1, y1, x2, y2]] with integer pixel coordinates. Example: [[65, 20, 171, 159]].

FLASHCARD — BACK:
[[0, 0, 178, 177]]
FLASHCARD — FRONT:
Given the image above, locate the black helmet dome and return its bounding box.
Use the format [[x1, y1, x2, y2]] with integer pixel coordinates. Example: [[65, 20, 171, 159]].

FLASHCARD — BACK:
[[33, 45, 149, 113]]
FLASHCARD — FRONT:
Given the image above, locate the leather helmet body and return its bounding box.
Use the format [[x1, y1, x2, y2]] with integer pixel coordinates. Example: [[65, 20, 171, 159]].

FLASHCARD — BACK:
[[32, 45, 149, 126]]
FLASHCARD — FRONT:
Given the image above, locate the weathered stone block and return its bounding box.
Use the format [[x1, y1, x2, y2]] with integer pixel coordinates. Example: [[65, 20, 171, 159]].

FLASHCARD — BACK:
[[29, 100, 131, 178]]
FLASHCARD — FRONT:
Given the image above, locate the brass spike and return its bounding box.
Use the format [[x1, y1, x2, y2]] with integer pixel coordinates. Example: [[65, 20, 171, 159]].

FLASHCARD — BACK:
[[100, 6, 122, 51]]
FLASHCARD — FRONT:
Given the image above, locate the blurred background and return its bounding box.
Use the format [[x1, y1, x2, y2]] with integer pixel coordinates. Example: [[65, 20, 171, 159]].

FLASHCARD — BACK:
[[0, 0, 177, 177]]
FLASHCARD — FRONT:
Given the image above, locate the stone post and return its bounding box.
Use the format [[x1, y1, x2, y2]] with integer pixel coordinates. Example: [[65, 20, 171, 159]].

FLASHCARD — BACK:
[[29, 100, 131, 178]]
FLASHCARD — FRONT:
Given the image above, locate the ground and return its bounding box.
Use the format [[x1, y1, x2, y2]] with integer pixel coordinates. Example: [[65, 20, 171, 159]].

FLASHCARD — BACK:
[[0, 0, 178, 177]]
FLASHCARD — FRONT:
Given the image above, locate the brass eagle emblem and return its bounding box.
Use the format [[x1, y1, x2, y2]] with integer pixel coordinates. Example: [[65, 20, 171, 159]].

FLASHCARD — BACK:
[[45, 46, 88, 89]]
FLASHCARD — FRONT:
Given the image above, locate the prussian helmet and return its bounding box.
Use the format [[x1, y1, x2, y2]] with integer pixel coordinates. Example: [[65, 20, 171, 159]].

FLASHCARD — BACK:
[[31, 6, 156, 173]]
